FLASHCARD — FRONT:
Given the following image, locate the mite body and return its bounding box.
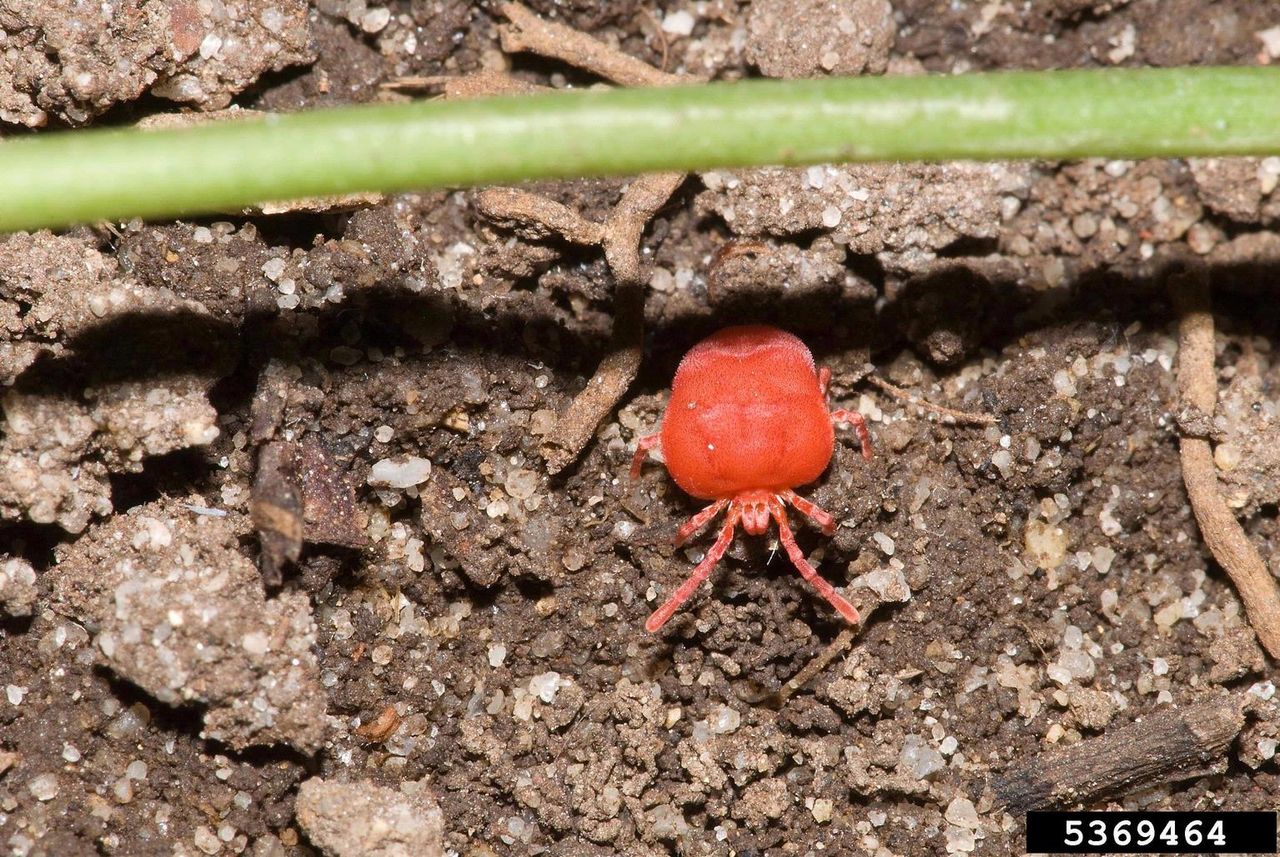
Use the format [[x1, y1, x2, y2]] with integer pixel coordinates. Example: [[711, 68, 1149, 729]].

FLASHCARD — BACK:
[[632, 325, 873, 632]]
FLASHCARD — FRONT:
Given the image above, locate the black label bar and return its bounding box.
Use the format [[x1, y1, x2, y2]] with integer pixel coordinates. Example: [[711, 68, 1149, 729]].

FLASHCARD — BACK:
[[1025, 811, 1277, 854]]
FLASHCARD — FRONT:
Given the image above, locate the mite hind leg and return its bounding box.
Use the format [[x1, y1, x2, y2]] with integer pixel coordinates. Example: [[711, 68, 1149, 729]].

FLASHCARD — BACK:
[[768, 498, 860, 625], [647, 504, 742, 633], [830, 409, 873, 461], [629, 432, 662, 479]]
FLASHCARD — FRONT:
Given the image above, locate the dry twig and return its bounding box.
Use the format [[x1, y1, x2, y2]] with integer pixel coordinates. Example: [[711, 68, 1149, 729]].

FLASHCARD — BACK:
[[766, 577, 911, 704], [462, 3, 690, 474], [638, 9, 671, 74], [382, 71, 548, 99], [540, 279, 648, 475], [474, 188, 605, 244], [865, 375, 998, 426], [991, 694, 1245, 811], [1169, 265, 1280, 659], [774, 627, 858, 704], [498, 2, 685, 88], [473, 173, 682, 475]]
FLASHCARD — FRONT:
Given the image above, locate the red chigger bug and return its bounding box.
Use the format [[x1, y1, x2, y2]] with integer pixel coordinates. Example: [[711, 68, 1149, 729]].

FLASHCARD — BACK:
[[631, 325, 873, 633]]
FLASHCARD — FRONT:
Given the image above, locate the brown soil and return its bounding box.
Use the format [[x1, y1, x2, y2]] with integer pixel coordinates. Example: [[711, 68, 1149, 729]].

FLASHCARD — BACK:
[[2, 2, 1279, 856]]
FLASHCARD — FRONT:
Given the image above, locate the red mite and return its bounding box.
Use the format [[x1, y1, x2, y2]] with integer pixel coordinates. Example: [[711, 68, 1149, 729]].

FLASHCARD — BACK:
[[631, 325, 873, 633]]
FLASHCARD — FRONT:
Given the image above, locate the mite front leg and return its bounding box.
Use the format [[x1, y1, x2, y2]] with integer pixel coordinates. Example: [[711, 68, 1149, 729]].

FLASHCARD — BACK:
[[629, 432, 662, 479], [830, 408, 873, 461], [781, 489, 836, 536], [769, 498, 860, 625], [647, 504, 742, 633], [674, 498, 730, 547]]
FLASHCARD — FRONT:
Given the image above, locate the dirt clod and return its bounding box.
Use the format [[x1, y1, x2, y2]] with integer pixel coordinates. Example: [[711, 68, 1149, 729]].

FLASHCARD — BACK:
[[0, 0, 313, 127], [0, 556, 37, 617], [295, 777, 443, 857], [746, 0, 894, 78], [50, 500, 327, 752]]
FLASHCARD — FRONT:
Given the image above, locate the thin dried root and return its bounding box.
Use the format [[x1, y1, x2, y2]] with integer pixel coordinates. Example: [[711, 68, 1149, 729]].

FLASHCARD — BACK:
[[638, 8, 670, 74], [775, 627, 858, 705], [498, 2, 686, 87], [535, 171, 683, 475], [769, 582, 908, 704], [865, 374, 997, 426], [992, 693, 1245, 812], [1169, 264, 1280, 660], [541, 280, 646, 475], [602, 172, 685, 284], [474, 188, 606, 244], [382, 71, 549, 99], [458, 5, 690, 474]]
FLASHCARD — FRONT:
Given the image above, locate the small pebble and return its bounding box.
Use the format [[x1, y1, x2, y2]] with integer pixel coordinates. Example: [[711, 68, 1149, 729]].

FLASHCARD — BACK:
[[504, 469, 539, 500], [360, 7, 391, 32], [710, 705, 741, 734], [945, 797, 980, 829], [261, 258, 286, 281], [661, 9, 695, 36], [1091, 545, 1117, 574], [855, 567, 911, 603], [1024, 519, 1068, 570], [871, 532, 895, 556], [1046, 664, 1072, 686], [28, 773, 58, 801], [113, 778, 134, 804], [1052, 369, 1077, 397], [193, 825, 222, 855], [199, 33, 222, 59], [528, 672, 562, 704], [899, 735, 944, 779], [241, 632, 269, 656], [1062, 625, 1084, 650]]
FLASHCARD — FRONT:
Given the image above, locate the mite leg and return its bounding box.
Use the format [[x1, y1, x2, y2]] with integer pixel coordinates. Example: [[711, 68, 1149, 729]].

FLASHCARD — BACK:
[[769, 498, 860, 625], [781, 489, 836, 536], [674, 498, 730, 547], [830, 408, 873, 461], [629, 432, 662, 479], [819, 366, 832, 397], [647, 504, 742, 633]]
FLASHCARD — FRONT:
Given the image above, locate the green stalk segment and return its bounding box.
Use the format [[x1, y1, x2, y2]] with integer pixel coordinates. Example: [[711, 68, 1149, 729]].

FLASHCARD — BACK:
[[2, 67, 1279, 233]]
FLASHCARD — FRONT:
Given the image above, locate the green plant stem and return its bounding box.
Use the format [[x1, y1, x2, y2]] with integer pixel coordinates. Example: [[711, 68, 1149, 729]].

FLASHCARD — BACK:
[[3, 67, 1279, 233]]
